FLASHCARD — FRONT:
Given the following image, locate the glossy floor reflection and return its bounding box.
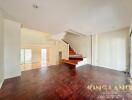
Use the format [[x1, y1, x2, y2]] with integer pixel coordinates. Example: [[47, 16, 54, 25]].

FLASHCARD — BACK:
[[0, 64, 131, 100], [21, 63, 47, 71]]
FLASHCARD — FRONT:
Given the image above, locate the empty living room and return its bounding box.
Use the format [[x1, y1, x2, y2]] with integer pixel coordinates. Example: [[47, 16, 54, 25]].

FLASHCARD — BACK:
[[0, 0, 132, 100]]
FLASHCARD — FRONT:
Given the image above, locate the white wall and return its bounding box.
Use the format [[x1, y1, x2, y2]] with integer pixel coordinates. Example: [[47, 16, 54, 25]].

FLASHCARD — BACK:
[[4, 19, 21, 79], [130, 35, 132, 77], [49, 40, 69, 64], [64, 33, 92, 64], [52, 32, 66, 40], [130, 18, 132, 77], [92, 28, 130, 71], [21, 28, 52, 44], [130, 18, 132, 33], [0, 10, 4, 88], [58, 40, 69, 60]]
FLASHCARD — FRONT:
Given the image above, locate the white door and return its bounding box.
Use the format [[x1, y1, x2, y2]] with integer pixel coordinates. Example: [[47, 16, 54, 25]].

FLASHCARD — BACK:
[[41, 49, 47, 66], [20, 49, 32, 64], [25, 49, 32, 64]]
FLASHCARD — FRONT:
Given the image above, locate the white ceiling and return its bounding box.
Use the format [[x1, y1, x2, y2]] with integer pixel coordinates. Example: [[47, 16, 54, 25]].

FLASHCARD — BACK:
[[0, 0, 132, 35]]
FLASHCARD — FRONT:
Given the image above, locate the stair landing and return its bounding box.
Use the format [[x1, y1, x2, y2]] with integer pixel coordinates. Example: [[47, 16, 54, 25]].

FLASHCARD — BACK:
[[61, 59, 80, 65]]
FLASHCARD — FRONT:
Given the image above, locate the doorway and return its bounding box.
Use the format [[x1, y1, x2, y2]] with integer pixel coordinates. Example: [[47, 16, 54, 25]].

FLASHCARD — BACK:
[[20, 49, 32, 71], [20, 48, 48, 71], [41, 49, 47, 66]]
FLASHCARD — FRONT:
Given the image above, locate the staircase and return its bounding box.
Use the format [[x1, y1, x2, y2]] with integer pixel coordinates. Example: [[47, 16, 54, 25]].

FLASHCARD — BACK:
[[61, 44, 83, 66]]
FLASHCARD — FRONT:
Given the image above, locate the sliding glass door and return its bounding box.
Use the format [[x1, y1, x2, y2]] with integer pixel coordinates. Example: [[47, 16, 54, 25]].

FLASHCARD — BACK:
[[21, 49, 32, 64]]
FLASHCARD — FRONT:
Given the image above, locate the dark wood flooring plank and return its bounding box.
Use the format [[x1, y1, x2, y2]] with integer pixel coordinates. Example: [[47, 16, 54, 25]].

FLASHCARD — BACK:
[[0, 64, 131, 100]]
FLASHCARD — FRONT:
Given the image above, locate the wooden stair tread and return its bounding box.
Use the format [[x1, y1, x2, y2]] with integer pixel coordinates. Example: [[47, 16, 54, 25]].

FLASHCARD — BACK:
[[62, 59, 80, 65], [69, 55, 82, 58], [61, 40, 84, 66]]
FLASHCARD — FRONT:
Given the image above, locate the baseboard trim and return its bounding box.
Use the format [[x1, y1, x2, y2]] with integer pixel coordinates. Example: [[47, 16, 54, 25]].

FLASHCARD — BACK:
[[0, 80, 4, 89], [92, 64, 126, 72], [4, 73, 21, 79]]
